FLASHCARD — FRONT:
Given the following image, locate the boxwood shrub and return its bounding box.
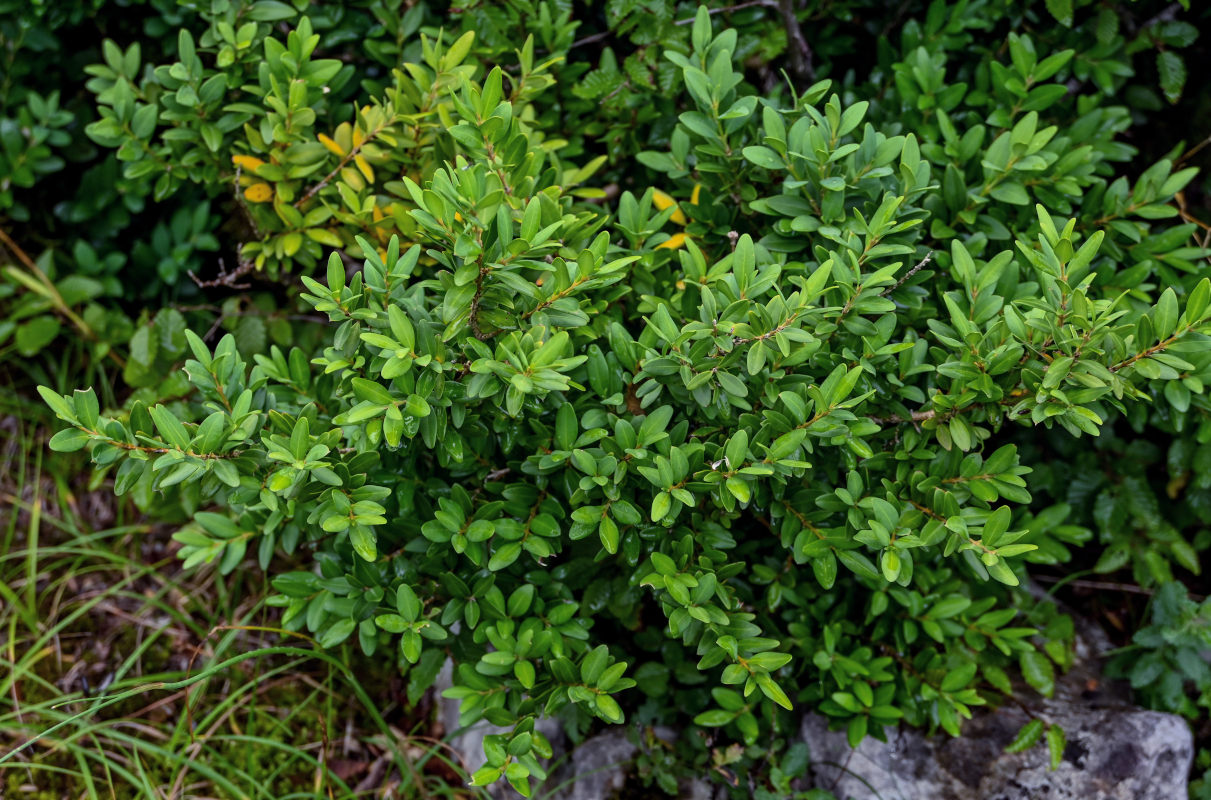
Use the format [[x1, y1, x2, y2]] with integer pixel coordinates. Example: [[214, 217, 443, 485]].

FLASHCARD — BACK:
[[38, 3, 1211, 796]]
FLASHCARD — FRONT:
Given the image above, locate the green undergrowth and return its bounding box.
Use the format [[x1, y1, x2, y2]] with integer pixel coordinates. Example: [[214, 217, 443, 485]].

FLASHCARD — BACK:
[[0, 398, 478, 799]]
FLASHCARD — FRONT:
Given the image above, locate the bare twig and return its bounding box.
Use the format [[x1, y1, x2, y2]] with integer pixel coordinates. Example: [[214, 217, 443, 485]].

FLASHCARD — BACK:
[[880, 251, 934, 297], [674, 0, 778, 23], [868, 409, 936, 425], [1176, 133, 1211, 167], [188, 257, 255, 291], [293, 123, 389, 209], [777, 0, 814, 82], [570, 30, 611, 48]]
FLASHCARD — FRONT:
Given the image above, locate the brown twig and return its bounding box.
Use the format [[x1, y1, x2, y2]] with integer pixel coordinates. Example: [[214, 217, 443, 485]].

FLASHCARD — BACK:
[[674, 0, 778, 23], [1035, 575, 1206, 602], [188, 257, 255, 290], [777, 0, 814, 82], [570, 30, 611, 48], [868, 409, 936, 425], [293, 124, 388, 210]]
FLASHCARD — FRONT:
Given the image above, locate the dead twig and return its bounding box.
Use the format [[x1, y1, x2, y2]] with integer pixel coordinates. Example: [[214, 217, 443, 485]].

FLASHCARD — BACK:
[[188, 257, 255, 291], [868, 409, 936, 425], [674, 0, 779, 23], [880, 251, 934, 297], [777, 0, 814, 83]]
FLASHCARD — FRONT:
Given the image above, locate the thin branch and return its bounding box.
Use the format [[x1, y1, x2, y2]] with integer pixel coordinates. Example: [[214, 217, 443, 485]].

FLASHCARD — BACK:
[[868, 409, 936, 425], [570, 30, 611, 48], [1032, 575, 1166, 597], [777, 0, 814, 82], [294, 123, 389, 209], [74, 425, 243, 460], [880, 251, 934, 297], [674, 0, 778, 24], [1176, 133, 1211, 167], [188, 257, 255, 290]]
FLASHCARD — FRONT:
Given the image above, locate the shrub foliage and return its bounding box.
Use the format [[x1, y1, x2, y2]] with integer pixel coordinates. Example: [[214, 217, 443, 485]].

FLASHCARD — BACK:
[[20, 0, 1211, 796]]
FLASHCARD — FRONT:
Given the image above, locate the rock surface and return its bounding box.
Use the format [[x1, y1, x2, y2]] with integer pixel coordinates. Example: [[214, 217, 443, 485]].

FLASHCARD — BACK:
[[799, 591, 1193, 800], [800, 701, 1192, 800], [541, 730, 638, 800]]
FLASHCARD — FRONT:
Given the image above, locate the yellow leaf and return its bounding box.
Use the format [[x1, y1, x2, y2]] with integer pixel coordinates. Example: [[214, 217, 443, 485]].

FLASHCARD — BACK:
[[243, 183, 273, 203], [652, 189, 686, 225], [318, 133, 345, 156], [354, 155, 374, 184], [372, 205, 389, 242], [231, 154, 265, 171], [352, 126, 365, 149], [690, 183, 701, 205], [340, 166, 364, 192], [656, 232, 689, 250]]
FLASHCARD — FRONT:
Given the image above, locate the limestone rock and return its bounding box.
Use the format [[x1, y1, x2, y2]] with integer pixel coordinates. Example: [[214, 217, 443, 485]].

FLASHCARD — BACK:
[[544, 730, 637, 800], [800, 702, 1192, 800]]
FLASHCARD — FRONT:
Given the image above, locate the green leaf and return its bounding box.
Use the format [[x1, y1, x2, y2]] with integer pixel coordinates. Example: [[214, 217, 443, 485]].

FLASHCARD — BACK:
[[1044, 0, 1073, 26], [598, 515, 619, 554], [555, 402, 577, 450], [1005, 719, 1045, 753], [1154, 288, 1179, 340], [650, 491, 671, 522], [650, 552, 677, 576], [248, 0, 298, 21], [15, 317, 61, 356], [38, 386, 77, 422], [488, 542, 522, 571], [694, 709, 735, 726], [1046, 724, 1066, 770], [756, 673, 793, 710], [319, 617, 357, 649], [725, 477, 750, 504], [48, 427, 90, 452], [743, 146, 783, 170], [1157, 51, 1186, 104], [581, 645, 609, 684], [195, 512, 241, 539], [349, 526, 378, 561], [1019, 651, 1055, 697], [397, 584, 421, 621]]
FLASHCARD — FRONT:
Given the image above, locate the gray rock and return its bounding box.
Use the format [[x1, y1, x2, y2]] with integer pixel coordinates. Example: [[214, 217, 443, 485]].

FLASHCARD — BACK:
[[538, 728, 724, 800], [800, 702, 1192, 800], [544, 730, 637, 800], [800, 587, 1193, 800]]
